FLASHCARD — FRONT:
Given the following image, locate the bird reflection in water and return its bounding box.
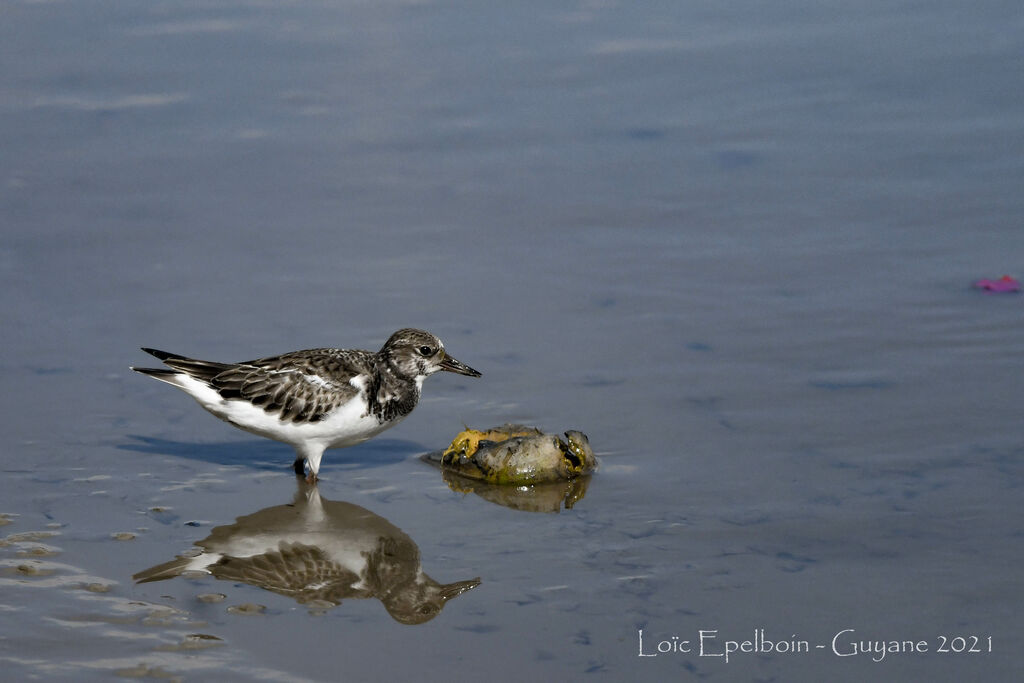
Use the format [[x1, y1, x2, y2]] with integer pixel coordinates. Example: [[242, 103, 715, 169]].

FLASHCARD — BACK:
[[134, 481, 480, 624]]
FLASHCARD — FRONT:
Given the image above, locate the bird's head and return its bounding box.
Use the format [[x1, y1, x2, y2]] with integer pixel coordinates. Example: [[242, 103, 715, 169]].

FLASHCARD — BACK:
[[380, 328, 481, 381]]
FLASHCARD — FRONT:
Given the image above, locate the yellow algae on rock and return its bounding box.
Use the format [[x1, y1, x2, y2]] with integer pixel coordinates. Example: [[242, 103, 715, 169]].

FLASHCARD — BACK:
[[442, 425, 542, 460]]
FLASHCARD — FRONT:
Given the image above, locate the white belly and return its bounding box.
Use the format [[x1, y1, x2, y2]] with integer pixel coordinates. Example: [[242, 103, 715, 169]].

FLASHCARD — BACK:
[[171, 374, 399, 450]]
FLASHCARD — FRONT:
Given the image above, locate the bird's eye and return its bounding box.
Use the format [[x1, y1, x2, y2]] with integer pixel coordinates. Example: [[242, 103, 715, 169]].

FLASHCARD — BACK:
[[417, 345, 434, 356]]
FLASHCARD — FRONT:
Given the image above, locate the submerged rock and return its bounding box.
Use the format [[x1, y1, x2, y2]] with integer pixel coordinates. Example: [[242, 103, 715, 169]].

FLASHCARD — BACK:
[[429, 424, 598, 485]]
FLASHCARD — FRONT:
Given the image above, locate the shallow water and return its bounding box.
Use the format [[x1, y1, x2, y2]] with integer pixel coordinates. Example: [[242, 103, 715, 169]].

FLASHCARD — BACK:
[[2, 1, 1022, 681]]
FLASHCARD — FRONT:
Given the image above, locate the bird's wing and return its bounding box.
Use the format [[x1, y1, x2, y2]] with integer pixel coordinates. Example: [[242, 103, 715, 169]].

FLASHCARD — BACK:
[[209, 349, 371, 424], [209, 543, 362, 605]]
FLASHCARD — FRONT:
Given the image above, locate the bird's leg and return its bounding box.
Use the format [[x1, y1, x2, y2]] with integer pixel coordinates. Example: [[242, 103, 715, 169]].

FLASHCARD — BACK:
[[294, 443, 325, 483]]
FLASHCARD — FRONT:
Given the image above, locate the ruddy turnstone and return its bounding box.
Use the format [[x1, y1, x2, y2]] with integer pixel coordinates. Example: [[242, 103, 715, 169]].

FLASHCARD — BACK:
[[131, 328, 481, 481]]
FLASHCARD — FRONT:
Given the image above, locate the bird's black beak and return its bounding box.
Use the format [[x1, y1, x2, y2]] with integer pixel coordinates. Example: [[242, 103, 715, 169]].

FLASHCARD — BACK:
[[439, 577, 482, 600], [439, 353, 481, 377]]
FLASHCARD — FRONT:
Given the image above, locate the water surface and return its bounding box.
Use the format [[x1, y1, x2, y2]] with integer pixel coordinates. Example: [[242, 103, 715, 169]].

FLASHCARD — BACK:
[[1, 1, 1022, 681]]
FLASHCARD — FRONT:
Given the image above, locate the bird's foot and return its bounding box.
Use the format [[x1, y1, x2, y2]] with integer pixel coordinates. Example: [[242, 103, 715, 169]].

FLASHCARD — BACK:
[[305, 472, 319, 484]]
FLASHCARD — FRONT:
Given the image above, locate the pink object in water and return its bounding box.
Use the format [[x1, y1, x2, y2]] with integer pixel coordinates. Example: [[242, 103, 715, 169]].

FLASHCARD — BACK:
[[973, 275, 1021, 292]]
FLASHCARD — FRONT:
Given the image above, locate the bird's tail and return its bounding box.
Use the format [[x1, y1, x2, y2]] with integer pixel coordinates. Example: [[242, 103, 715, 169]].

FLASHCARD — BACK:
[[132, 555, 195, 583], [131, 348, 233, 383], [130, 366, 183, 383]]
